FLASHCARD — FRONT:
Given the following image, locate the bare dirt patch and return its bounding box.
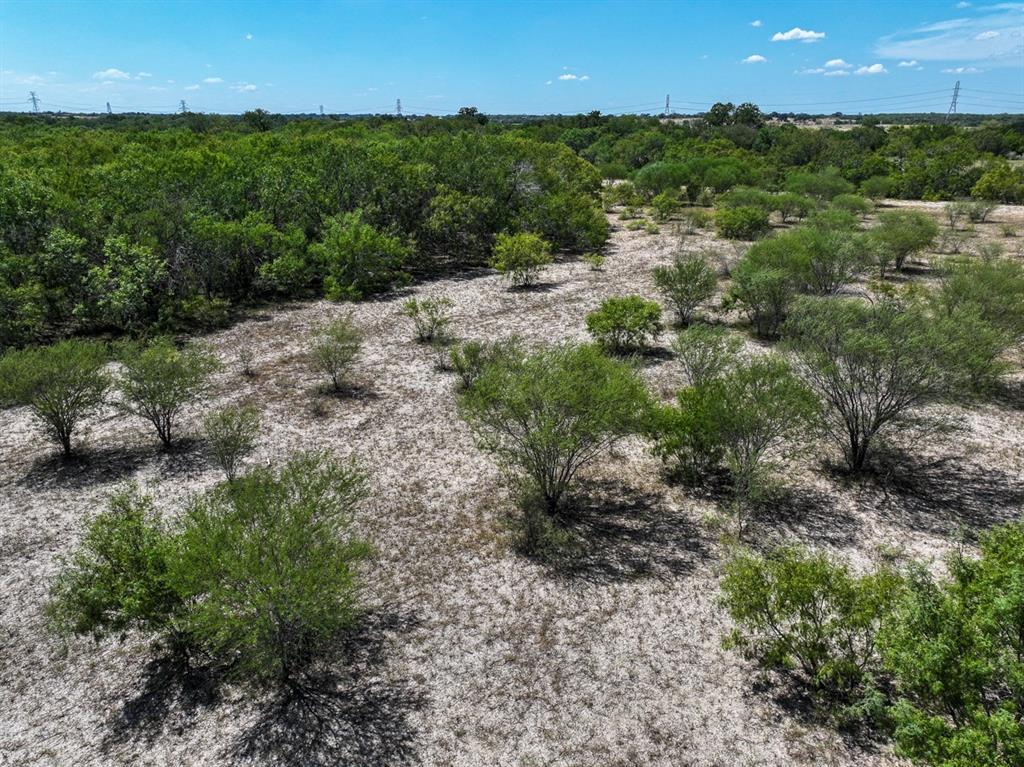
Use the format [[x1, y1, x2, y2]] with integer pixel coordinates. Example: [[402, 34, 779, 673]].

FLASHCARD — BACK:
[[2, 204, 1022, 767]]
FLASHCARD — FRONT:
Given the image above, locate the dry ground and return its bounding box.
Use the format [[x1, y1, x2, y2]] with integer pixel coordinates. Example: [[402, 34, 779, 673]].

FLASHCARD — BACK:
[[2, 202, 1023, 767]]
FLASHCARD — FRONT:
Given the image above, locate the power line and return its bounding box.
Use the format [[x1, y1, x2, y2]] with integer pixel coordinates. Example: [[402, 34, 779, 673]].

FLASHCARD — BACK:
[[945, 80, 961, 123], [28, 91, 39, 113]]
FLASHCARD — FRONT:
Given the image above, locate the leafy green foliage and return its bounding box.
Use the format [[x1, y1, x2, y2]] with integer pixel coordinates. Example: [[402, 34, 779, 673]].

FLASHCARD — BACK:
[[785, 169, 855, 202], [671, 324, 742, 387], [0, 339, 110, 455], [171, 453, 372, 685], [118, 338, 220, 448], [971, 162, 1024, 204], [48, 486, 177, 640], [310, 314, 363, 391], [652, 252, 718, 325], [726, 262, 795, 339], [650, 191, 681, 221], [402, 296, 454, 343], [458, 343, 649, 513], [202, 404, 261, 481], [489, 232, 552, 287], [830, 194, 873, 218], [722, 545, 902, 719], [715, 206, 771, 240], [585, 295, 663, 353], [880, 523, 1024, 767], [870, 211, 939, 272], [312, 211, 412, 301], [449, 336, 523, 390]]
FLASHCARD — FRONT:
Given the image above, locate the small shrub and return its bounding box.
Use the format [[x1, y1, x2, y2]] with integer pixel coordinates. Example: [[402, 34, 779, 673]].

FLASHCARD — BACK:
[[859, 175, 892, 202], [458, 343, 649, 513], [489, 232, 552, 287], [722, 545, 902, 718], [650, 191, 681, 222], [643, 220, 660, 235], [774, 192, 815, 223], [582, 252, 606, 271], [726, 262, 795, 338], [119, 339, 220, 448], [652, 252, 718, 325], [0, 340, 110, 456], [716, 206, 771, 240], [1000, 224, 1016, 237], [945, 201, 970, 230], [202, 404, 261, 481], [671, 324, 742, 386], [585, 295, 663, 353], [831, 194, 873, 219], [237, 347, 256, 377], [679, 208, 713, 234], [402, 296, 454, 343], [449, 336, 523, 390], [310, 313, 363, 391], [964, 199, 997, 223], [870, 211, 939, 272]]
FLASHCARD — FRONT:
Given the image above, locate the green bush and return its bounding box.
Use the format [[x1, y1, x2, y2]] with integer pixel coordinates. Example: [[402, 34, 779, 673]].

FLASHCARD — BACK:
[[784, 296, 967, 471], [972, 162, 1024, 204], [585, 295, 663, 353], [489, 232, 552, 287], [449, 336, 523, 390], [870, 211, 939, 272], [650, 191, 681, 222], [648, 356, 817, 524], [310, 313, 363, 391], [312, 211, 412, 300], [678, 208, 713, 233], [737, 228, 867, 299], [459, 343, 649, 513], [859, 175, 893, 202], [119, 338, 220, 448], [50, 453, 373, 689], [722, 545, 902, 719], [48, 486, 178, 640], [726, 262, 795, 338], [402, 296, 454, 343], [671, 324, 742, 386], [202, 404, 261, 481], [880, 523, 1024, 767], [935, 256, 1024, 343], [0, 339, 110, 456], [582, 252, 606, 271], [718, 187, 774, 212], [652, 252, 718, 325], [773, 192, 815, 223], [785, 169, 855, 202], [830, 194, 873, 219], [715, 206, 771, 240]]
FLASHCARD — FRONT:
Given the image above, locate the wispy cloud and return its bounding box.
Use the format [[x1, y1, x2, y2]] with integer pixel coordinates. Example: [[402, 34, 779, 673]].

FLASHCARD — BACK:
[[750, 19, 762, 27], [556, 72, 590, 81], [92, 68, 130, 80], [742, 54, 768, 64], [855, 63, 888, 75], [897, 60, 919, 67], [824, 58, 851, 69], [184, 84, 200, 91], [231, 82, 258, 92], [824, 70, 850, 77], [772, 27, 826, 43], [943, 66, 983, 73], [202, 77, 223, 84], [245, 33, 254, 40], [875, 4, 1023, 66]]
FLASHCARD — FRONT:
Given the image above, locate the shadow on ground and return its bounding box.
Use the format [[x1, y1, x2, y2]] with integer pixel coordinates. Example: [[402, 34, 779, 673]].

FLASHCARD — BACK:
[[18, 438, 209, 490], [537, 478, 710, 584], [749, 483, 863, 549], [865, 450, 1024, 538], [103, 607, 426, 767]]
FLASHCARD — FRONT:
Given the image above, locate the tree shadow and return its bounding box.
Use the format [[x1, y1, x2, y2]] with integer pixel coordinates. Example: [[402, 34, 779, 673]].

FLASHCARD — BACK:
[[509, 281, 560, 294], [102, 607, 425, 767], [865, 450, 1024, 538], [227, 606, 426, 767], [748, 484, 863, 549], [18, 438, 208, 490], [534, 478, 710, 584]]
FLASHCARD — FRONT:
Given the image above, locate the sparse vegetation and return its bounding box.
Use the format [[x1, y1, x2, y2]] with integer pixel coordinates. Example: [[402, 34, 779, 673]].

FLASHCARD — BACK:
[[652, 252, 718, 326], [403, 296, 454, 343], [671, 324, 742, 387], [585, 295, 663, 353], [310, 314, 363, 391], [490, 232, 552, 287], [202, 404, 261, 481]]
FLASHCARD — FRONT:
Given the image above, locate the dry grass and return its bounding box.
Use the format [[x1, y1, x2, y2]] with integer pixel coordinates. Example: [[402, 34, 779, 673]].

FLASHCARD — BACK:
[[1, 202, 1022, 766]]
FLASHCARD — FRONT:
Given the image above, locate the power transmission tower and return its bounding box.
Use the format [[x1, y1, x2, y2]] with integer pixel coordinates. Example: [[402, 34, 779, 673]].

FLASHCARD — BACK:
[[664, 94, 670, 117], [396, 98, 402, 117], [179, 99, 188, 114], [106, 101, 112, 115], [319, 104, 324, 116], [945, 81, 960, 123], [28, 91, 39, 112]]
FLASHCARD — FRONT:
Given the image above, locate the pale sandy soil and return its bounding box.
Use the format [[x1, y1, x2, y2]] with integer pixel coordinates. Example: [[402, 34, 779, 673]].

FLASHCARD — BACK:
[[1, 202, 1022, 767]]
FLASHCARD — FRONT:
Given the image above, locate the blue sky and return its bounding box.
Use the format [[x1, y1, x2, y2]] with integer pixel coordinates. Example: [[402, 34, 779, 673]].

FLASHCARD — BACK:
[[1, 1, 1021, 115]]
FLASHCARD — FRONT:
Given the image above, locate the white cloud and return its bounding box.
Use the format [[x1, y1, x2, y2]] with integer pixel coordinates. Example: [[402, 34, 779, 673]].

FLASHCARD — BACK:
[[824, 70, 850, 77], [580, 75, 590, 80], [245, 33, 253, 40], [956, 1, 971, 7], [184, 84, 200, 91], [558, 73, 577, 80], [772, 27, 826, 43], [202, 77, 223, 84], [797, 67, 826, 74], [875, 5, 1022, 66], [556, 72, 590, 81], [92, 68, 130, 80], [824, 58, 851, 68], [750, 19, 762, 27], [231, 83, 258, 92], [545, 80, 552, 85], [136, 71, 152, 78], [855, 63, 888, 75], [897, 60, 919, 66], [943, 66, 983, 73], [742, 54, 768, 64]]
